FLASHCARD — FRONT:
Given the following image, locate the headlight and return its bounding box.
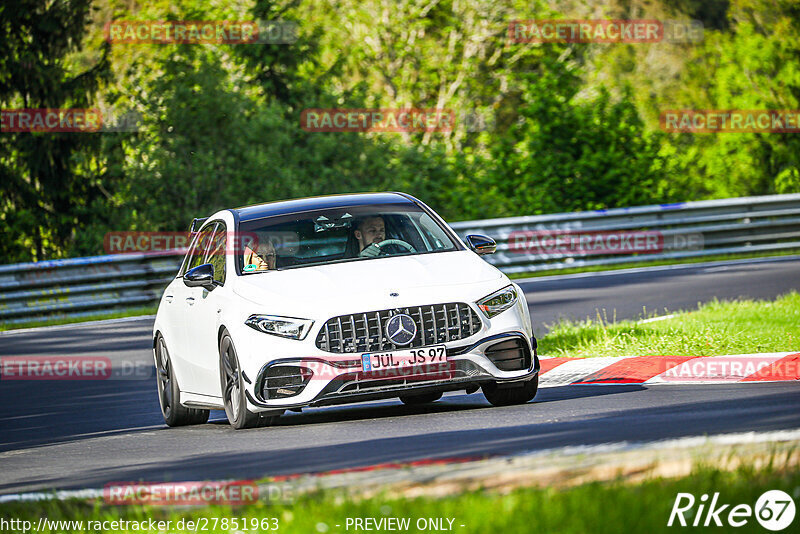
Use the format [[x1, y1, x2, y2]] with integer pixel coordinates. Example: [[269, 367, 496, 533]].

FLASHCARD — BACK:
[[476, 285, 518, 318], [245, 315, 314, 340]]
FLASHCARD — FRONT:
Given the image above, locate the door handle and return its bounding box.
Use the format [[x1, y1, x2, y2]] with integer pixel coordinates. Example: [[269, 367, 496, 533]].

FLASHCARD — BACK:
[[186, 297, 195, 305], [165, 295, 174, 303]]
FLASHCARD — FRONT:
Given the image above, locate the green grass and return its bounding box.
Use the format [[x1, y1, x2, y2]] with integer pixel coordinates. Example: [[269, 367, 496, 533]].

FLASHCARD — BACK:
[[0, 306, 157, 332], [538, 291, 800, 358], [1, 462, 797, 533], [509, 250, 800, 280]]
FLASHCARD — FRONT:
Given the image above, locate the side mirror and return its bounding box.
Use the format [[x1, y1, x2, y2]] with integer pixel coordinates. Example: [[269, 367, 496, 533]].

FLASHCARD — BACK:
[[183, 263, 217, 291], [466, 234, 497, 255]]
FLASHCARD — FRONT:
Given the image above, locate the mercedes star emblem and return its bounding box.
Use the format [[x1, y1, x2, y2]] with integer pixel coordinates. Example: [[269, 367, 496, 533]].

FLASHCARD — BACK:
[[385, 313, 417, 345]]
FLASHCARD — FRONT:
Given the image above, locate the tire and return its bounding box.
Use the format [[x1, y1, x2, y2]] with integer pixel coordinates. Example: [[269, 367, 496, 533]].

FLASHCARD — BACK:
[[155, 334, 209, 426], [399, 391, 443, 405], [219, 332, 277, 430], [482, 375, 539, 407]]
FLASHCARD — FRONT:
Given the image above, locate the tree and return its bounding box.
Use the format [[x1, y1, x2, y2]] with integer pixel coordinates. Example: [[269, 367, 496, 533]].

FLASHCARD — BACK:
[[0, 0, 111, 262], [490, 56, 668, 214]]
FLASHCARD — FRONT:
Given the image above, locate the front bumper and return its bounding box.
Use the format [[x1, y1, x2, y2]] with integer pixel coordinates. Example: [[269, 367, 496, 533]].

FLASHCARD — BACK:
[[244, 331, 539, 411]]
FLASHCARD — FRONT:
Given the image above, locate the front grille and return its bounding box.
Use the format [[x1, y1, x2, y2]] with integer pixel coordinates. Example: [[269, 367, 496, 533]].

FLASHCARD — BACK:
[[260, 365, 312, 400], [484, 338, 530, 371], [315, 302, 482, 353]]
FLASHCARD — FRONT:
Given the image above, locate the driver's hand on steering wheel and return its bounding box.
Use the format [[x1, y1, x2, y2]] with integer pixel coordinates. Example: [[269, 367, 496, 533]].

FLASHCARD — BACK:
[[359, 243, 382, 258]]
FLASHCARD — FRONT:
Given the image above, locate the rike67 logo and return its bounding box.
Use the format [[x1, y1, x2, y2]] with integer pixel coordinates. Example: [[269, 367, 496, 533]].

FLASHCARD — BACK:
[[668, 490, 796, 530]]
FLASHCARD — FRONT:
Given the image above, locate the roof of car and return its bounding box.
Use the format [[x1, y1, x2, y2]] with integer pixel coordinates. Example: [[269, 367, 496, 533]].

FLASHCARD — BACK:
[[233, 192, 418, 222]]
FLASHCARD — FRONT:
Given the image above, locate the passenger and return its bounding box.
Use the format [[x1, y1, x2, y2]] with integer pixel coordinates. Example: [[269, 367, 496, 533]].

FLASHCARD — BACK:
[[243, 239, 276, 272]]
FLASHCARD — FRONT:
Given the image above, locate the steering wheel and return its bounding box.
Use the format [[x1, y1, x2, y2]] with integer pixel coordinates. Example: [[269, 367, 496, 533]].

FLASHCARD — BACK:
[[358, 238, 416, 257]]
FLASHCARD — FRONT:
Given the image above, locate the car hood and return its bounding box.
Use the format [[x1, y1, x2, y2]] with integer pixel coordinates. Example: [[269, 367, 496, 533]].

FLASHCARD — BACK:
[[232, 250, 506, 317]]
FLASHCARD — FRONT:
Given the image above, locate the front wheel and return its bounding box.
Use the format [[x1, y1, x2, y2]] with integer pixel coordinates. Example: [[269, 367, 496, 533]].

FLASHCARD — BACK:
[[482, 375, 539, 407], [219, 332, 278, 429], [155, 334, 209, 426]]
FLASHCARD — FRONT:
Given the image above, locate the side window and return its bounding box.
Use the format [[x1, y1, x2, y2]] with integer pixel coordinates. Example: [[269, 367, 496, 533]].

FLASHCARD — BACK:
[[418, 214, 452, 251], [205, 222, 227, 285], [180, 225, 216, 276]]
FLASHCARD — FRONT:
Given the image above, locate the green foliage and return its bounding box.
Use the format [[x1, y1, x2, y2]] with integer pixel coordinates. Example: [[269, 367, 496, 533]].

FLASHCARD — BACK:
[[4, 0, 800, 262], [490, 57, 669, 215], [594, 0, 800, 201], [0, 0, 111, 262], [663, 3, 800, 199]]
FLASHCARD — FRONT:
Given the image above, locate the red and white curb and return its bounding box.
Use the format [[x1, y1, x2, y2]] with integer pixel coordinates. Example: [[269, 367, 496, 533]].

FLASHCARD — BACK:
[[538, 352, 800, 386]]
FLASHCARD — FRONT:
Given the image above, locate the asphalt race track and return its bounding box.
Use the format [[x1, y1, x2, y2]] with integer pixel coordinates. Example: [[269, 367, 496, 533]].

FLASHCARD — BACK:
[[1, 257, 799, 495]]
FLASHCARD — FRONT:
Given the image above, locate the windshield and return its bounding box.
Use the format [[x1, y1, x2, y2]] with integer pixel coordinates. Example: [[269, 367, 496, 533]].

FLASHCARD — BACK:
[[237, 203, 460, 273]]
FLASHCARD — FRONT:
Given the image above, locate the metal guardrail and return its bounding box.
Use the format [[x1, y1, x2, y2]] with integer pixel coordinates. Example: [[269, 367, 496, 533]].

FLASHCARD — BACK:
[[1, 194, 799, 325], [449, 193, 800, 274]]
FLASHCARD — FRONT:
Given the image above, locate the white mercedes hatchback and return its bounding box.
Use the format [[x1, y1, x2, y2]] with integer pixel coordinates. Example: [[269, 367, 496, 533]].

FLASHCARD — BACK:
[[153, 192, 540, 429]]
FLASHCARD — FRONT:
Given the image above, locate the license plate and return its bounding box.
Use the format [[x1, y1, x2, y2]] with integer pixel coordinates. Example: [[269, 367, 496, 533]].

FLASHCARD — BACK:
[[361, 345, 446, 372]]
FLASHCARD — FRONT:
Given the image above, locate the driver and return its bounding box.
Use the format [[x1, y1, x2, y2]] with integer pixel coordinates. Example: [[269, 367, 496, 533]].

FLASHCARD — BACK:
[[354, 215, 386, 257]]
